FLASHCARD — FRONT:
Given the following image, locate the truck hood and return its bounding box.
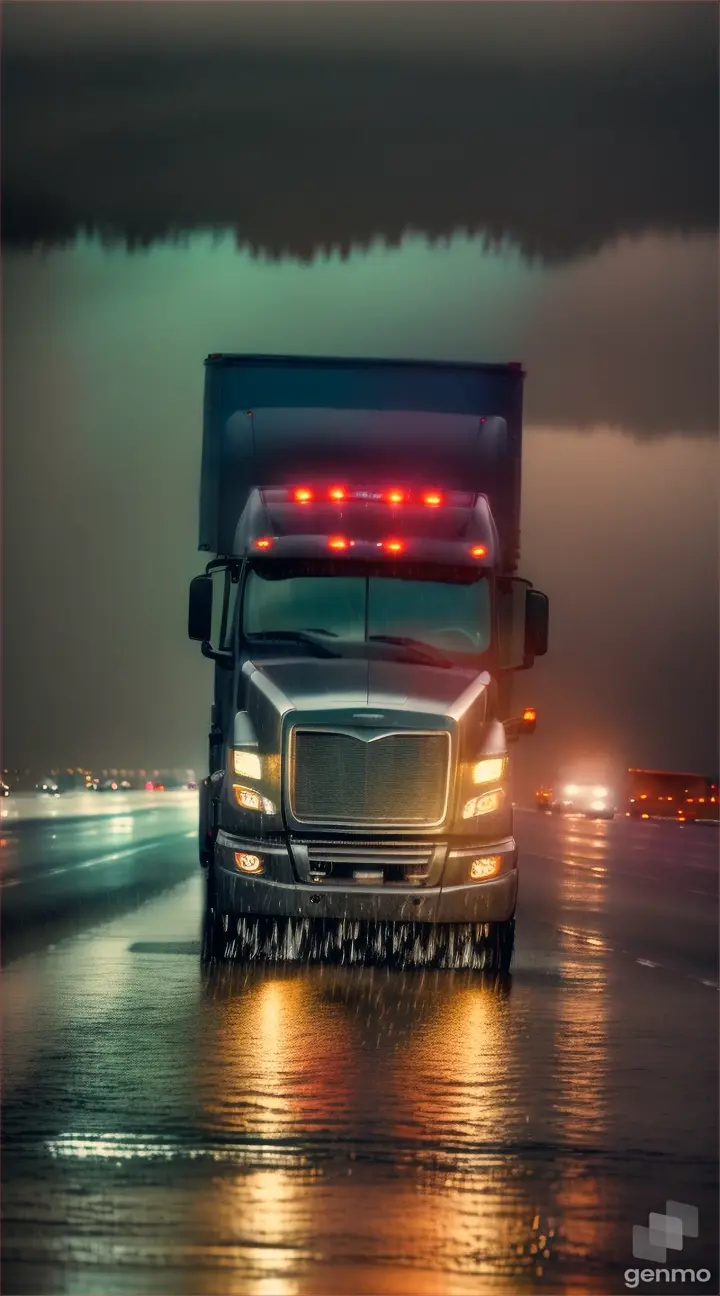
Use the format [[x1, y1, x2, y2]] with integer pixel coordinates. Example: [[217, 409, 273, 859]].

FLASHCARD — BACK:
[[243, 655, 489, 722]]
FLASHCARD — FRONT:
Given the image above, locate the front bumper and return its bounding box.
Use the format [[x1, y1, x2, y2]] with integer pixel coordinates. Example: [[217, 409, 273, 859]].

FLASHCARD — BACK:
[[214, 830, 518, 924]]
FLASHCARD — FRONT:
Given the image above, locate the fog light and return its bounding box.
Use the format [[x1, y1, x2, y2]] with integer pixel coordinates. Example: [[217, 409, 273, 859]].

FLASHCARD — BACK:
[[233, 784, 276, 813], [471, 756, 506, 785], [462, 789, 503, 818], [233, 750, 262, 779], [470, 856, 501, 880], [235, 852, 264, 874]]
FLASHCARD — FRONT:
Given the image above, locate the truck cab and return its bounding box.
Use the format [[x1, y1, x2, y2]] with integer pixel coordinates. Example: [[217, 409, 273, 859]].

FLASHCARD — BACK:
[[189, 354, 549, 969]]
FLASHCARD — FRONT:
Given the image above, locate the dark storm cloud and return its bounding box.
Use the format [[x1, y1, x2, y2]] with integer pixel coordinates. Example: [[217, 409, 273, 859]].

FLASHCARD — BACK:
[[2, 3, 717, 262]]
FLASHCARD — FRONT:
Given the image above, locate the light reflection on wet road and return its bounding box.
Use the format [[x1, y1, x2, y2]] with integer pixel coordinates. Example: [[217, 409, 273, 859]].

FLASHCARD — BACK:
[[1, 811, 718, 1295]]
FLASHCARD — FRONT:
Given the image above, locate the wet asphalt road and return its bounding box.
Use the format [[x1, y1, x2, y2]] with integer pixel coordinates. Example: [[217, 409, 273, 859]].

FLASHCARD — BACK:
[[1, 809, 718, 1296]]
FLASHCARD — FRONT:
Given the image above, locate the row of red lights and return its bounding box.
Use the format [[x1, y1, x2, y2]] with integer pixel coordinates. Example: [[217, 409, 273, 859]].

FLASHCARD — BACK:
[[292, 486, 444, 507], [254, 536, 487, 557]]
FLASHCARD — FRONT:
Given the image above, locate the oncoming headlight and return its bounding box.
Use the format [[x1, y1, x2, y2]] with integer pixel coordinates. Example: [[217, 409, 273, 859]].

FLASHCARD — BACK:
[[471, 756, 506, 786]]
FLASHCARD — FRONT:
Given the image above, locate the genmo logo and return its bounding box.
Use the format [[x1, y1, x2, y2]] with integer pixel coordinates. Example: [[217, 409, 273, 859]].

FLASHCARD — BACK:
[[624, 1200, 711, 1288], [624, 1267, 711, 1289]]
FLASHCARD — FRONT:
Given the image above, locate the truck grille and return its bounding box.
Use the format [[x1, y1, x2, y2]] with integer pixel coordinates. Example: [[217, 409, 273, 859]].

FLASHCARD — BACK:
[[304, 839, 435, 886], [290, 728, 451, 826]]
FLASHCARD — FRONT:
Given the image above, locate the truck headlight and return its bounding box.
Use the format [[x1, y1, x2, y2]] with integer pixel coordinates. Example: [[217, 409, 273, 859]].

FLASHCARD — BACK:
[[233, 784, 276, 814], [233, 750, 262, 779], [471, 756, 506, 785], [463, 789, 504, 818]]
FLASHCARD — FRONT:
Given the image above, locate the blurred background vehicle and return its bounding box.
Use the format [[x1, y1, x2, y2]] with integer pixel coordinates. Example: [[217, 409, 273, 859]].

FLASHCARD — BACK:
[[538, 762, 617, 819], [35, 779, 60, 796], [627, 769, 710, 823]]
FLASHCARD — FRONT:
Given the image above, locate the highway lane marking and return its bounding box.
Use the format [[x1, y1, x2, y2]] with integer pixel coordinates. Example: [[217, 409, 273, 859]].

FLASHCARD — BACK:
[[0, 831, 194, 888], [553, 925, 718, 990], [523, 849, 719, 887]]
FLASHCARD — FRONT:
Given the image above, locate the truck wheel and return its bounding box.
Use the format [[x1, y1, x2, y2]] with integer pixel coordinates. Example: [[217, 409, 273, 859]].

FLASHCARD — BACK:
[[484, 918, 515, 974], [201, 871, 226, 962]]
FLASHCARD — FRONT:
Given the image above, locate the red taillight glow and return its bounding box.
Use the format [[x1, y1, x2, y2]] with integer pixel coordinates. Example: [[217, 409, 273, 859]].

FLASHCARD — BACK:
[[470, 544, 488, 558], [293, 487, 313, 502], [328, 486, 347, 501], [522, 708, 536, 722], [385, 489, 407, 505], [328, 536, 349, 550], [254, 537, 273, 550], [381, 538, 405, 554], [423, 491, 443, 507]]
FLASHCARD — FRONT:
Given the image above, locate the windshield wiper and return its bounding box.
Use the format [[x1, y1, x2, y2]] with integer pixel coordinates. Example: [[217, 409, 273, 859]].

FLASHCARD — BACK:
[[367, 635, 454, 669], [247, 630, 342, 658]]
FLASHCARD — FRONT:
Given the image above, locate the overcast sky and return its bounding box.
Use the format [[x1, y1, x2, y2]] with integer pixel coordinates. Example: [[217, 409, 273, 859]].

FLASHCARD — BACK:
[[4, 1, 714, 63]]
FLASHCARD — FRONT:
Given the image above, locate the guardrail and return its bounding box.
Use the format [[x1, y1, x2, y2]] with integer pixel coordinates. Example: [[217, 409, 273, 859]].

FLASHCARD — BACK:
[[0, 789, 197, 828]]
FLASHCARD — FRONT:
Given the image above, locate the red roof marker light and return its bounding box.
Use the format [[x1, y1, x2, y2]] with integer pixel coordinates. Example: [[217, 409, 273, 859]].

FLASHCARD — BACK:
[[423, 491, 443, 507], [293, 487, 313, 503], [328, 536, 350, 550], [381, 538, 405, 554], [385, 489, 407, 505], [328, 486, 347, 501], [254, 537, 273, 550], [470, 544, 487, 558]]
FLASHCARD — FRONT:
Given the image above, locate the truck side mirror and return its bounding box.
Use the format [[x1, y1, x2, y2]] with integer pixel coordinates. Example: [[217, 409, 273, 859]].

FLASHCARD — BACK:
[[504, 707, 537, 742], [524, 589, 549, 661], [497, 579, 549, 670], [188, 575, 213, 642]]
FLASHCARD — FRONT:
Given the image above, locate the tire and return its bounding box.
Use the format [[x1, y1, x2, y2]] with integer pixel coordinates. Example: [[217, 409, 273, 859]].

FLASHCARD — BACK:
[[482, 918, 515, 974], [201, 869, 226, 963]]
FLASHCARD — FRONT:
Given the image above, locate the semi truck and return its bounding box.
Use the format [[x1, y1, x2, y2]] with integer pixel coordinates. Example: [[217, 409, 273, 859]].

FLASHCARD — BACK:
[[626, 769, 712, 822], [188, 354, 549, 969]]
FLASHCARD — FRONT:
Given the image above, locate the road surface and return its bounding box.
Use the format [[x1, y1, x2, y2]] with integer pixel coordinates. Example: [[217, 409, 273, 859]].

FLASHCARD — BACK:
[[0, 789, 195, 827], [2, 809, 717, 1295]]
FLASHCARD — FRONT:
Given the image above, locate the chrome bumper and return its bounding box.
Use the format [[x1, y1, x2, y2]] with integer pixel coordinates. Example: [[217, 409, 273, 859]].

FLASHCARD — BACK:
[[213, 831, 518, 924]]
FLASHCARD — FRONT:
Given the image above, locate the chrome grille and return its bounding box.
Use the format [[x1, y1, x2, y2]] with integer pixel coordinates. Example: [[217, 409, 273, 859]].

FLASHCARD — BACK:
[[304, 840, 434, 885], [290, 729, 451, 827]]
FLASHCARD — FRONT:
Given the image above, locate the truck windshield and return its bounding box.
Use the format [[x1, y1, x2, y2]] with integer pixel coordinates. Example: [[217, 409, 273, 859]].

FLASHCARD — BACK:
[[243, 564, 491, 658]]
